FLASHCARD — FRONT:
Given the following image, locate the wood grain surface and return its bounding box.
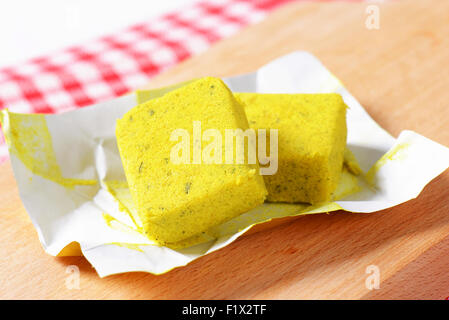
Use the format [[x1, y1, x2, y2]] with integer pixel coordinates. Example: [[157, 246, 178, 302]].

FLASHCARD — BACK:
[[1, 0, 448, 299]]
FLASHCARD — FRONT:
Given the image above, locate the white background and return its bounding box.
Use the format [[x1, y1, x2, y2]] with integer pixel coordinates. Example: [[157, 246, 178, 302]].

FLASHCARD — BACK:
[[0, 0, 195, 68]]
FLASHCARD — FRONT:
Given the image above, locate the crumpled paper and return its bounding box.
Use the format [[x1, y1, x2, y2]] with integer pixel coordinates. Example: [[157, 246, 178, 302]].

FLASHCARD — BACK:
[[1, 51, 449, 277]]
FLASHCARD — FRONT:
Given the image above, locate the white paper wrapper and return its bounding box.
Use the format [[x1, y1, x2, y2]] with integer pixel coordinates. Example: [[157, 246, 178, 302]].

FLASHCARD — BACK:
[[1, 51, 449, 277]]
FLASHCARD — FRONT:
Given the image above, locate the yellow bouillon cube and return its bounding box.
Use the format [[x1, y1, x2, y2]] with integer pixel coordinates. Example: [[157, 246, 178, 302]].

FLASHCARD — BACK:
[[116, 77, 267, 245], [235, 93, 347, 204]]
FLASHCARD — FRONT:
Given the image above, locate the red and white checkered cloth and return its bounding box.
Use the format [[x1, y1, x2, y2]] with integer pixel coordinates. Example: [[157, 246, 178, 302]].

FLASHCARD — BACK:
[[0, 0, 359, 163]]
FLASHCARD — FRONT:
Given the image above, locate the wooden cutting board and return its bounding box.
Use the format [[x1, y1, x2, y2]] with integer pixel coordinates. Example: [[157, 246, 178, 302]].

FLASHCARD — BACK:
[[1, 0, 448, 299]]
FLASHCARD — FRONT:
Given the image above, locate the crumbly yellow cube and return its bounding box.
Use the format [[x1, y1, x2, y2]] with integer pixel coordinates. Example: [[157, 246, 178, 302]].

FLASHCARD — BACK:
[[235, 93, 347, 204], [116, 77, 267, 245]]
